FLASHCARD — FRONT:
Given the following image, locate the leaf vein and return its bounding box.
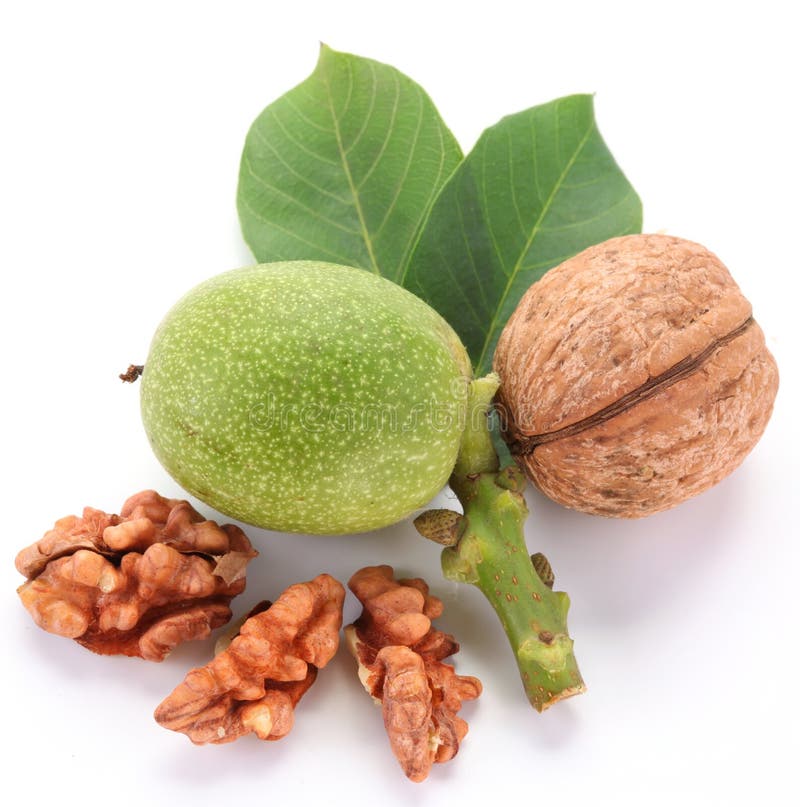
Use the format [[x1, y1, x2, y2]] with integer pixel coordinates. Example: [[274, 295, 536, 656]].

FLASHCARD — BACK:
[[480, 130, 508, 276], [355, 66, 400, 189], [261, 109, 339, 167], [242, 156, 361, 236], [474, 117, 597, 372], [248, 134, 353, 205], [455, 182, 492, 316], [533, 187, 637, 233], [344, 59, 377, 156], [373, 81, 422, 240], [322, 62, 381, 273], [283, 96, 337, 135], [239, 196, 359, 265], [397, 100, 458, 285]]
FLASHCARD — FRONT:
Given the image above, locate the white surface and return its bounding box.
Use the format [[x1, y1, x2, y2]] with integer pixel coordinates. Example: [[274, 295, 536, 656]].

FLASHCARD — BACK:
[[1, 2, 798, 805]]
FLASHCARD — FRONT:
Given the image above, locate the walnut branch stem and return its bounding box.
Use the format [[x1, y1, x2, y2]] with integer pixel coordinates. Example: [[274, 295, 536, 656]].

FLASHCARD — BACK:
[[452, 375, 500, 479], [119, 364, 144, 383], [420, 374, 585, 711]]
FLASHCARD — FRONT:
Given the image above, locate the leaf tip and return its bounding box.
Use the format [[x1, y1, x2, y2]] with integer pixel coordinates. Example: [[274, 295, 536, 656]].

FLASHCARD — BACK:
[[316, 41, 334, 69]]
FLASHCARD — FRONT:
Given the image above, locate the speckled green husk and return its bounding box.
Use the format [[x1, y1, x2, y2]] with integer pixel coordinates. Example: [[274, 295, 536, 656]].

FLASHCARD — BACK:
[[140, 262, 471, 534]]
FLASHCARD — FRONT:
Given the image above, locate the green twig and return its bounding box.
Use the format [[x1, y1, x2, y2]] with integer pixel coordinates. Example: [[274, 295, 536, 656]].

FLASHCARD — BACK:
[[415, 374, 585, 711]]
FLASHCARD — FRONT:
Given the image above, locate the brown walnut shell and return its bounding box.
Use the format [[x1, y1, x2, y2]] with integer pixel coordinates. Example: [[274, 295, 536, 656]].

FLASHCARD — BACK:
[[493, 234, 779, 518]]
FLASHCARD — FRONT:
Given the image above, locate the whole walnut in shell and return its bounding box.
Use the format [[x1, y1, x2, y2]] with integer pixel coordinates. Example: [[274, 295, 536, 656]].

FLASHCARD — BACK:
[[493, 234, 778, 518]]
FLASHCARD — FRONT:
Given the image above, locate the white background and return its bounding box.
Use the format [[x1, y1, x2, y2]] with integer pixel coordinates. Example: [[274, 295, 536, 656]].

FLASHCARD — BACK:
[[2, 2, 798, 805]]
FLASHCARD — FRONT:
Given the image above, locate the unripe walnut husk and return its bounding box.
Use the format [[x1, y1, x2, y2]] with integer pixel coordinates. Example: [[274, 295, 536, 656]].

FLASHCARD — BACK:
[[493, 234, 779, 518]]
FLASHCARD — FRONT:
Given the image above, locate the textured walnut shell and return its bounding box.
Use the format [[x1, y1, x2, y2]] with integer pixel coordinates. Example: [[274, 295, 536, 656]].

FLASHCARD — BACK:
[[493, 234, 779, 518]]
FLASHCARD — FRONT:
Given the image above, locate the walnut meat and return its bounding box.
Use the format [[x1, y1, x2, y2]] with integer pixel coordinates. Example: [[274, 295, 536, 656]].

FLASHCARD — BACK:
[[154, 574, 345, 744], [15, 490, 257, 659], [345, 565, 481, 782], [493, 234, 779, 517]]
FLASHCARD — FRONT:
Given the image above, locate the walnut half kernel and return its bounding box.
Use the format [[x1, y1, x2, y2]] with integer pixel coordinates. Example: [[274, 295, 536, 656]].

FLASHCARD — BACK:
[[15, 490, 257, 660], [346, 565, 481, 783], [154, 574, 345, 744]]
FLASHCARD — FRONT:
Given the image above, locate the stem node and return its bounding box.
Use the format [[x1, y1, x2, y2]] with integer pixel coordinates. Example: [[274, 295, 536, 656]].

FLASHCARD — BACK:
[[413, 509, 464, 547]]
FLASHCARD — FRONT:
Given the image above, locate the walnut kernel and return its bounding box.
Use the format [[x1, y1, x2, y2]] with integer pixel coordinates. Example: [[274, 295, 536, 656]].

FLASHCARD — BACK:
[[15, 490, 257, 659], [154, 574, 345, 744], [346, 565, 481, 782]]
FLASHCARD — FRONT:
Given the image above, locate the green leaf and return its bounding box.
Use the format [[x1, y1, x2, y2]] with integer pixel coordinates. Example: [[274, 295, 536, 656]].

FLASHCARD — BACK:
[[403, 94, 643, 375], [237, 44, 463, 283]]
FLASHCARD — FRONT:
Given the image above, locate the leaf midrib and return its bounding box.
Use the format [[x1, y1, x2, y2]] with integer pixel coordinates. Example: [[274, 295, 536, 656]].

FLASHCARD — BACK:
[[321, 64, 381, 274], [474, 116, 596, 374]]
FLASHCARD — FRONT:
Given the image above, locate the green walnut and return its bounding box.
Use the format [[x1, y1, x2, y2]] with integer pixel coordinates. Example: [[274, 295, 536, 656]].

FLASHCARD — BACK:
[[140, 261, 472, 534]]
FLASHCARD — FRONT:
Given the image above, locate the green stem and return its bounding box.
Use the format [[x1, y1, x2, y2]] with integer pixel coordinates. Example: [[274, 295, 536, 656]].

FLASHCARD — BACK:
[[417, 374, 585, 711]]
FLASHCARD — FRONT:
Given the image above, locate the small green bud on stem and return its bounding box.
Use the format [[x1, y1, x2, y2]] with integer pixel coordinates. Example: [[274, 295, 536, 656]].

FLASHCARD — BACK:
[[413, 509, 464, 546], [531, 552, 555, 589]]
